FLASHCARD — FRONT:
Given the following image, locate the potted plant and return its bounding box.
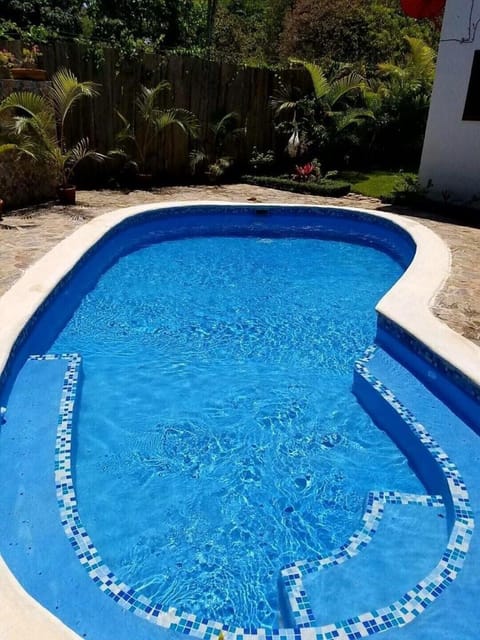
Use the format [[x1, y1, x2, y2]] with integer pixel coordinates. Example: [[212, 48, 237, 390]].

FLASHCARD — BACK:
[[0, 49, 16, 79], [112, 81, 199, 188], [0, 68, 103, 204], [11, 45, 47, 81]]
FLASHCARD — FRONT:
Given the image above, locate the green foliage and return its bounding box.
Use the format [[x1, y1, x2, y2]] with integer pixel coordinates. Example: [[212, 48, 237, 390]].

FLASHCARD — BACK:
[[0, 68, 103, 187], [248, 147, 276, 174], [210, 1, 268, 65], [364, 37, 436, 169], [278, 0, 438, 70], [242, 174, 351, 196], [113, 81, 199, 175], [84, 0, 198, 53], [272, 62, 372, 169], [390, 173, 431, 205], [190, 111, 246, 182], [0, 0, 84, 39]]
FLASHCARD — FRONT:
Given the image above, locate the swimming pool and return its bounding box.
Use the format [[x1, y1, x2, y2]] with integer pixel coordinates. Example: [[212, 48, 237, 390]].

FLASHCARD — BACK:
[[0, 205, 475, 637]]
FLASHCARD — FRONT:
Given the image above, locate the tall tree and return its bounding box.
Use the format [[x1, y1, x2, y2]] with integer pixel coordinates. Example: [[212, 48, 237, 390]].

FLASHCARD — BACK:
[[278, 0, 438, 69], [0, 0, 84, 38], [84, 0, 196, 49]]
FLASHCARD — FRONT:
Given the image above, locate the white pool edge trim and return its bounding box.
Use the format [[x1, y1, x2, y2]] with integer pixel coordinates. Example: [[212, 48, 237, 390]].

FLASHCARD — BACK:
[[0, 200, 479, 640]]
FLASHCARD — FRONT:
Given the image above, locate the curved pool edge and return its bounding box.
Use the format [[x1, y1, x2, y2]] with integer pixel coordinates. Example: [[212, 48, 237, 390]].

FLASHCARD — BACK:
[[0, 201, 479, 640], [1, 201, 479, 395]]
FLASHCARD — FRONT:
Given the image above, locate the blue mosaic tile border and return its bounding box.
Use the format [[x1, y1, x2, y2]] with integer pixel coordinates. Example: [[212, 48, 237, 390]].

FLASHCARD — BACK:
[[280, 491, 444, 628], [42, 347, 474, 640]]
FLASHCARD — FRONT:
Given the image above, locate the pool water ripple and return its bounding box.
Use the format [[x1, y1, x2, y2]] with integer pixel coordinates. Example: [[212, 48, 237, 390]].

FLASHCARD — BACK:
[[51, 236, 422, 628]]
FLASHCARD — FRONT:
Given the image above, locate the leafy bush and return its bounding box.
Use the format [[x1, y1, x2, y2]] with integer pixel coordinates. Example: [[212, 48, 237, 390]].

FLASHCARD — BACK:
[[242, 174, 351, 196]]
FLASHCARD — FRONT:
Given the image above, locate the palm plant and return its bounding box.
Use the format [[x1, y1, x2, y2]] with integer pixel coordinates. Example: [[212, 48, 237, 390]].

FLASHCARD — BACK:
[[271, 61, 372, 164], [0, 68, 103, 191], [366, 37, 436, 168], [113, 81, 200, 178], [377, 36, 436, 92], [189, 111, 246, 182]]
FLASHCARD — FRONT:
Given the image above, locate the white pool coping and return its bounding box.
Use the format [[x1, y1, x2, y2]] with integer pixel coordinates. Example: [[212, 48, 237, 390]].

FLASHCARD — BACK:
[[0, 201, 479, 640]]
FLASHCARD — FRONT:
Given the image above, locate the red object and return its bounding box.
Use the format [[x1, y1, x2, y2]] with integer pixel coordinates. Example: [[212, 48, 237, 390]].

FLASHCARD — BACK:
[[400, 0, 445, 19]]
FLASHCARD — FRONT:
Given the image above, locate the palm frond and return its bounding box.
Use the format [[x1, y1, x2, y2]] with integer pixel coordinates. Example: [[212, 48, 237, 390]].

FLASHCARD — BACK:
[[115, 111, 135, 145], [0, 91, 50, 118], [189, 148, 208, 174], [153, 108, 200, 137], [63, 137, 104, 183], [326, 72, 366, 107], [333, 108, 374, 132], [270, 75, 300, 117], [405, 36, 436, 80], [0, 142, 23, 155], [211, 112, 240, 137], [49, 68, 99, 134], [136, 81, 171, 121], [290, 58, 330, 100]]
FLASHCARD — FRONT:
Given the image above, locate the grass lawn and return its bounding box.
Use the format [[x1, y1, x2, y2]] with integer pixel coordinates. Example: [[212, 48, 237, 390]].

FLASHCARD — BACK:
[[339, 171, 417, 199]]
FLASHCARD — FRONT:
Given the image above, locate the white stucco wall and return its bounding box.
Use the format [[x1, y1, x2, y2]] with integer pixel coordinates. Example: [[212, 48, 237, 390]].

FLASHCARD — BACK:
[[419, 0, 480, 202]]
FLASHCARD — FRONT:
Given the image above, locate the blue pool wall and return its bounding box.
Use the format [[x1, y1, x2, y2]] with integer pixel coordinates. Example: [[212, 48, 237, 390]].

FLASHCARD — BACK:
[[375, 315, 480, 433], [352, 367, 454, 527]]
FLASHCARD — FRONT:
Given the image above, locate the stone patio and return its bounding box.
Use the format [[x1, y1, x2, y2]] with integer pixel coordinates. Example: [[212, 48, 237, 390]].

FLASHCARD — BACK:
[[1, 184, 479, 346]]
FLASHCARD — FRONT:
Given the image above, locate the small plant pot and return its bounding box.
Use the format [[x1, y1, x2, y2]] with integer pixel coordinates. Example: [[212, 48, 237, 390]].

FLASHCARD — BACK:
[[11, 68, 48, 81], [57, 185, 76, 205]]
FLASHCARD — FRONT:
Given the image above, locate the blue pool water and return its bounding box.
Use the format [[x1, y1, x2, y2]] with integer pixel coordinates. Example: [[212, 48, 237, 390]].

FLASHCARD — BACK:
[[50, 235, 423, 629]]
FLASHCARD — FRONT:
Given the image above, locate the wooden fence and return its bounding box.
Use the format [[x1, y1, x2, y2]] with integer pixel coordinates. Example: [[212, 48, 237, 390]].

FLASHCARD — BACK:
[[0, 40, 310, 179]]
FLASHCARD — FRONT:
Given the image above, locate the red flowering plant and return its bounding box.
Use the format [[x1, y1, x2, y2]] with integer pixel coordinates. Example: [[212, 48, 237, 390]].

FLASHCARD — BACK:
[[292, 160, 321, 182]]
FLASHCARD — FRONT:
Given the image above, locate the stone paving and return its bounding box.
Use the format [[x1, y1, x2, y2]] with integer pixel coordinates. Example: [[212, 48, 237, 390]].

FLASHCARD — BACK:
[[1, 184, 479, 346]]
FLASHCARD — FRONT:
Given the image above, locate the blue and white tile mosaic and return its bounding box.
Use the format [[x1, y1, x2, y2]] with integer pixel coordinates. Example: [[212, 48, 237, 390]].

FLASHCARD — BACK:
[[40, 344, 474, 640]]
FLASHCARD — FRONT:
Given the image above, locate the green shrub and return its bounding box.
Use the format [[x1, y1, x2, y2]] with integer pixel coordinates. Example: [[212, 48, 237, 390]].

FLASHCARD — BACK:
[[242, 174, 351, 196]]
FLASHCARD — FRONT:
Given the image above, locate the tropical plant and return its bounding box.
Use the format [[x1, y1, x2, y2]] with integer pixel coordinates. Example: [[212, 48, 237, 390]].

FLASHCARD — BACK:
[[0, 67, 103, 188], [271, 61, 372, 167], [113, 81, 199, 178], [377, 35, 436, 90], [190, 111, 245, 182], [364, 36, 436, 168]]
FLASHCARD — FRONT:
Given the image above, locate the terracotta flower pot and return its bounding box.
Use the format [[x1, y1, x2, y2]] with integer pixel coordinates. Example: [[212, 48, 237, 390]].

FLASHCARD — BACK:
[[11, 68, 48, 81], [137, 173, 153, 190], [57, 185, 76, 205]]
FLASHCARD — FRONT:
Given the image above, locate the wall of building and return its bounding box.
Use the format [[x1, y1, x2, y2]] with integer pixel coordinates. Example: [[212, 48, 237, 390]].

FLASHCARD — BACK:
[[420, 0, 480, 203]]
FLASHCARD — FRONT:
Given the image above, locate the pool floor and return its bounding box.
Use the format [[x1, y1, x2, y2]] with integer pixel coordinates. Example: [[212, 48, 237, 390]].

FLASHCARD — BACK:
[[0, 344, 477, 640]]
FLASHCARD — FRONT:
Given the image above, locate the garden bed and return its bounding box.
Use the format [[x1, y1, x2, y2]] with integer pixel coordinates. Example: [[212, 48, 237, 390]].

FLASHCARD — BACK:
[[242, 175, 351, 197]]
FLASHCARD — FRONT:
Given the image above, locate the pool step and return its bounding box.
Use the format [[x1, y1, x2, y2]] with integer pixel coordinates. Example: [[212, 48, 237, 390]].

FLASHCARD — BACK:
[[350, 345, 477, 639], [279, 491, 446, 630], [0, 355, 172, 640], [279, 344, 475, 638]]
